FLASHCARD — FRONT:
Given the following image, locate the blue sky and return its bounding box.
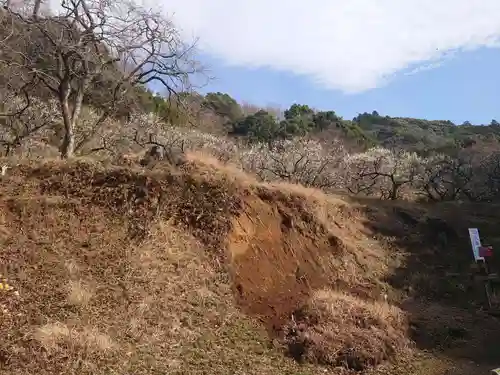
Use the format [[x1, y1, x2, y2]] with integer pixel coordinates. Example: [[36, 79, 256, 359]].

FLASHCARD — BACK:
[[147, 0, 500, 125], [196, 47, 500, 125]]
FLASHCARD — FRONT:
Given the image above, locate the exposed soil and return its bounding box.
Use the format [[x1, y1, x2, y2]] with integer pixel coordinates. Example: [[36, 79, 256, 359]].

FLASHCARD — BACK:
[[227, 193, 339, 332]]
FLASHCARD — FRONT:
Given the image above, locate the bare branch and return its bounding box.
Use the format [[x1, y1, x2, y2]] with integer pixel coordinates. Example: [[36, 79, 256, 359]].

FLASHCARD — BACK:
[[0, 0, 201, 158]]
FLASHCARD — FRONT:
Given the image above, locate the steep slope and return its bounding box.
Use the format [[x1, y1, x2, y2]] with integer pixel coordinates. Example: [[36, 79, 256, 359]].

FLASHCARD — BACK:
[[0, 158, 499, 374]]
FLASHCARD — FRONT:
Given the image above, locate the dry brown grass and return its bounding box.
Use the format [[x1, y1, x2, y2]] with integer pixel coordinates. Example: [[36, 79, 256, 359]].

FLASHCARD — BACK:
[[0, 158, 499, 375], [0, 165, 318, 374], [67, 280, 94, 306], [33, 322, 116, 353], [185, 150, 260, 187], [283, 290, 411, 372]]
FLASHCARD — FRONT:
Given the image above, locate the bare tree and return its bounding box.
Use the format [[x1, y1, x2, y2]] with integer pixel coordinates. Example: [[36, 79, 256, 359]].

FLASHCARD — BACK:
[[0, 0, 200, 158], [482, 152, 500, 201], [460, 143, 500, 201]]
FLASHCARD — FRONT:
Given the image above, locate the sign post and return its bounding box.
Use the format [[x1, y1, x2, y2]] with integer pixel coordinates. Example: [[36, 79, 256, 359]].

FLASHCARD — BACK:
[[469, 228, 485, 262], [468, 228, 499, 313]]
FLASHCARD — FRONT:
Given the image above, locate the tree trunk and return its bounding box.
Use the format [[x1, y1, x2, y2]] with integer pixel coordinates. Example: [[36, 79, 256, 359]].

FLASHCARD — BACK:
[[33, 0, 42, 18], [59, 85, 75, 158], [389, 183, 400, 200], [60, 98, 75, 159], [59, 80, 86, 159]]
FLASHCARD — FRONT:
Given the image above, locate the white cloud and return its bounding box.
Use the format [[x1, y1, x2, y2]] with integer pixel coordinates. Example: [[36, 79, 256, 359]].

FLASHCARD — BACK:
[[404, 61, 445, 76], [158, 0, 500, 93], [60, 0, 500, 93]]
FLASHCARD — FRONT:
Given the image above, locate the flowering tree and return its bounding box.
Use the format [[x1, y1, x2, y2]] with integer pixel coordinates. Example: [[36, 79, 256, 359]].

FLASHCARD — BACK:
[[124, 113, 238, 162], [344, 147, 423, 200], [416, 142, 500, 202], [416, 154, 473, 201], [0, 94, 59, 156], [238, 138, 347, 190]]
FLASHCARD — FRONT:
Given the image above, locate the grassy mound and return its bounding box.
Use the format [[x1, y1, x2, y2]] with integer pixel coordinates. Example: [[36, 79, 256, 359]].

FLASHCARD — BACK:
[[283, 290, 410, 371], [0, 160, 318, 375], [0, 157, 499, 375]]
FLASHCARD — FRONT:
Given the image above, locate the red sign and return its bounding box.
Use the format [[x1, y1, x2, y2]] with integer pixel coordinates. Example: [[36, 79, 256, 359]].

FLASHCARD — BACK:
[[479, 246, 494, 257]]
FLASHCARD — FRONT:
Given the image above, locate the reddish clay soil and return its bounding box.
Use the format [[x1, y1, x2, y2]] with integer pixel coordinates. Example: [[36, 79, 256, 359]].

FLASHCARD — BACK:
[[227, 194, 337, 332]]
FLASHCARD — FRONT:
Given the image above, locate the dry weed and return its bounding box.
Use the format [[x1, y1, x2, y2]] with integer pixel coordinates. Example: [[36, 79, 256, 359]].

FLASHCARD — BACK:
[[67, 280, 93, 306], [284, 289, 411, 371], [34, 322, 115, 353]]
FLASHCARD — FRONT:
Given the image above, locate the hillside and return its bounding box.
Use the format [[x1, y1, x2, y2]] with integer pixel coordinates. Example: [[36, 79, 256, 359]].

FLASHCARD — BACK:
[[150, 94, 500, 156], [0, 157, 499, 374], [353, 112, 500, 155]]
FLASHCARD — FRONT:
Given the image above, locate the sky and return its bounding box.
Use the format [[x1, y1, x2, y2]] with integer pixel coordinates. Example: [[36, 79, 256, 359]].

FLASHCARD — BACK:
[[149, 0, 500, 125]]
